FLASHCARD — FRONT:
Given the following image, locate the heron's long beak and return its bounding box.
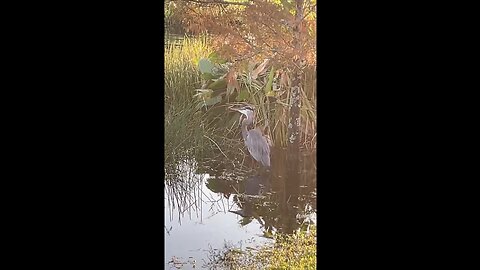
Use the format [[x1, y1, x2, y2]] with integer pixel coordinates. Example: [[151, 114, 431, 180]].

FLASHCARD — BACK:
[[228, 106, 240, 112], [228, 106, 250, 120]]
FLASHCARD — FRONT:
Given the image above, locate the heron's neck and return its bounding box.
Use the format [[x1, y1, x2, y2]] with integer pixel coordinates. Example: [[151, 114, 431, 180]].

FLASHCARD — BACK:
[[241, 117, 253, 139]]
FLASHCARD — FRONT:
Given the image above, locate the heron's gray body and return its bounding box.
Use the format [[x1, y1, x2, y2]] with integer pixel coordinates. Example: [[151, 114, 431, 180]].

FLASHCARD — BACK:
[[232, 105, 271, 168], [243, 127, 271, 167]]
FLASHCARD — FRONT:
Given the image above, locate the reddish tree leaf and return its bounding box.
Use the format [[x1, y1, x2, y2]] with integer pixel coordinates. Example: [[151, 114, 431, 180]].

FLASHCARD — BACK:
[[280, 70, 290, 88], [226, 69, 240, 96]]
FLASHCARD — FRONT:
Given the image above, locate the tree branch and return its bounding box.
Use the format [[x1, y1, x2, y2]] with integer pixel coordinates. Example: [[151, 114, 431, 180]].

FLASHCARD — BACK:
[[259, 21, 295, 51]]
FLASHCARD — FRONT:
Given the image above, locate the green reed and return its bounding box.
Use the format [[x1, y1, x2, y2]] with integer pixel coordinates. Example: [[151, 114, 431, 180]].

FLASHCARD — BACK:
[[165, 35, 212, 110], [234, 66, 317, 149]]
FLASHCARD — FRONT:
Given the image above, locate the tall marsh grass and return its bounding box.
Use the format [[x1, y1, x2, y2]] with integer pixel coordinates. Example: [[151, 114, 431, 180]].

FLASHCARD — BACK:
[[237, 66, 317, 149], [165, 35, 211, 167], [164, 35, 212, 109], [165, 35, 239, 172], [164, 35, 316, 168]]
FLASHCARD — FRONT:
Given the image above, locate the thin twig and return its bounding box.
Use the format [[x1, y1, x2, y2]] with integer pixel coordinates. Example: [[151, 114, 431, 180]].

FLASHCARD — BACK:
[[203, 134, 230, 160]]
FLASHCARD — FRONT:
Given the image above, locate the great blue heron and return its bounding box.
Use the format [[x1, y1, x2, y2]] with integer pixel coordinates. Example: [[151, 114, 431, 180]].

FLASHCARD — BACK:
[[229, 104, 271, 167]]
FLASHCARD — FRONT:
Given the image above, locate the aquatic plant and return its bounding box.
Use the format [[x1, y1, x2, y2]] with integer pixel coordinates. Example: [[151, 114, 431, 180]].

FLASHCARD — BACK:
[[165, 35, 248, 169], [165, 35, 316, 166], [205, 227, 317, 269], [192, 55, 316, 148]]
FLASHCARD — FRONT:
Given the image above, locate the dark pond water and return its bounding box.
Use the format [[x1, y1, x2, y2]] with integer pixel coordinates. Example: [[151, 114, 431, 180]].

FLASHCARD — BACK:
[[164, 147, 316, 269]]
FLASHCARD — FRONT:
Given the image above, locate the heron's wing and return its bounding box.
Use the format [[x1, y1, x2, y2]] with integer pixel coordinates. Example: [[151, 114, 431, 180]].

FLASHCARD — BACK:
[[245, 130, 271, 167]]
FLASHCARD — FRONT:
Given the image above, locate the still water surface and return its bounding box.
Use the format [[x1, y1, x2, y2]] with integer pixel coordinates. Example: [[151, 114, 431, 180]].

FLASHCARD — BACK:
[[165, 165, 272, 269], [164, 149, 316, 269]]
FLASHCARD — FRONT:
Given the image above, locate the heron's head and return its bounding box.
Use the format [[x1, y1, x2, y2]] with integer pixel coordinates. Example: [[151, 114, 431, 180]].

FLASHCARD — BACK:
[[229, 104, 254, 122]]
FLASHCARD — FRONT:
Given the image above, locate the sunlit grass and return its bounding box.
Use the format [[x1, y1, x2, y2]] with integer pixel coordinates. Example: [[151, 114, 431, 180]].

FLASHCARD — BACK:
[[263, 228, 317, 269], [164, 35, 216, 170], [205, 227, 317, 269], [164, 35, 213, 108]]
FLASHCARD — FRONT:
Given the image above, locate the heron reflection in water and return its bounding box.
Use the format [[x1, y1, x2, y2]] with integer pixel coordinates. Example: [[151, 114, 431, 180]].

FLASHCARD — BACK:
[[229, 104, 271, 168], [229, 173, 269, 218]]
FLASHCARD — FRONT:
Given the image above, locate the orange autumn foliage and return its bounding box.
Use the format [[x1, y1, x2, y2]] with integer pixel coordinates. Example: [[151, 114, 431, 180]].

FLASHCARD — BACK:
[[171, 0, 316, 68]]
